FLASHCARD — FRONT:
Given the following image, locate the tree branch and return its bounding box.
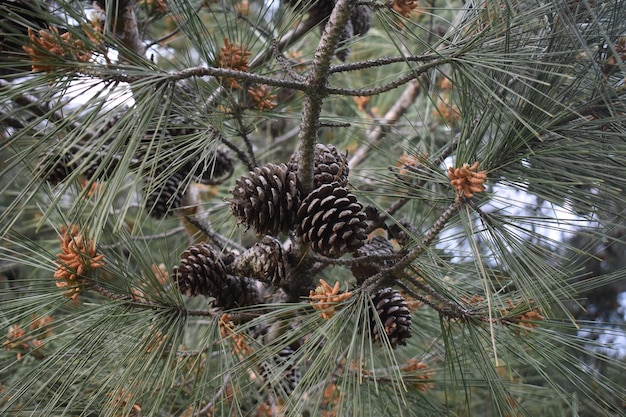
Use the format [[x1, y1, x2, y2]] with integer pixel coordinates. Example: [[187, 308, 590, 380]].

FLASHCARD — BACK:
[[361, 199, 464, 292], [110, 0, 147, 59], [349, 79, 421, 168], [296, 0, 356, 195]]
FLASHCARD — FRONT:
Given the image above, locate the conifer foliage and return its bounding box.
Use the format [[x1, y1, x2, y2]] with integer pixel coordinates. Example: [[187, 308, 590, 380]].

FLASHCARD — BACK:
[[1, 1, 625, 416]]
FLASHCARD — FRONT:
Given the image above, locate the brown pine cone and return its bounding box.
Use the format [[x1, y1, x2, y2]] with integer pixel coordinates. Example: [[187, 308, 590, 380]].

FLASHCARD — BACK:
[[350, 235, 396, 283], [228, 236, 287, 286], [369, 288, 412, 348], [173, 242, 228, 297], [229, 163, 300, 236], [173, 242, 260, 309], [296, 182, 367, 257], [289, 143, 350, 189], [145, 171, 186, 219]]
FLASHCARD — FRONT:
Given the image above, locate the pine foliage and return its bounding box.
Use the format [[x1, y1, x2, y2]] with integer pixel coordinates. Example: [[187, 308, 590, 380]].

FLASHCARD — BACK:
[[1, 0, 625, 416]]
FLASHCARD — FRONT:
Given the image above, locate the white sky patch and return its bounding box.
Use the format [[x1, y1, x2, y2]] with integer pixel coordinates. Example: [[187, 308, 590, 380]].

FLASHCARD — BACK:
[[578, 292, 626, 359], [58, 47, 135, 111], [436, 183, 595, 265]]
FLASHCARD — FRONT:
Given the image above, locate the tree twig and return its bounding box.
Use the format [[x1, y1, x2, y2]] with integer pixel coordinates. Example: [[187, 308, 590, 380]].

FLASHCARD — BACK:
[[361, 199, 464, 292], [349, 79, 422, 169], [110, 0, 147, 59], [296, 0, 356, 195]]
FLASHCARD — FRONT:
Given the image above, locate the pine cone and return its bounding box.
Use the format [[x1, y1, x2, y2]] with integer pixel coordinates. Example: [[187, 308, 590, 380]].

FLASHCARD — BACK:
[[369, 288, 412, 348], [351, 5, 371, 36], [260, 346, 300, 394], [173, 242, 260, 309], [194, 146, 235, 185], [289, 143, 350, 189], [229, 236, 287, 286], [145, 171, 186, 218], [38, 150, 77, 185], [173, 242, 228, 297], [335, 18, 354, 62], [229, 163, 300, 236], [351, 236, 395, 283], [296, 182, 367, 257]]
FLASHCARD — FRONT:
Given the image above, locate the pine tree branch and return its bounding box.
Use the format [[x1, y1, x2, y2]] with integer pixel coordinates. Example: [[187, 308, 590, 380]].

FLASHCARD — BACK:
[[230, 104, 258, 168], [327, 63, 441, 96], [110, 0, 147, 59], [196, 374, 231, 416], [207, 125, 255, 171], [90, 282, 218, 317], [311, 252, 402, 266], [184, 215, 246, 253], [81, 66, 310, 91], [362, 199, 463, 292], [271, 39, 306, 82], [328, 54, 446, 74], [297, 0, 356, 195], [349, 79, 421, 168]]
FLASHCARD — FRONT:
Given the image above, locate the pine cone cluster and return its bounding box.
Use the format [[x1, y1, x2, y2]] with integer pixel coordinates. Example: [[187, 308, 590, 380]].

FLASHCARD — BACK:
[[369, 288, 412, 348], [296, 182, 367, 257], [173, 242, 259, 309], [230, 147, 366, 258], [229, 163, 300, 235]]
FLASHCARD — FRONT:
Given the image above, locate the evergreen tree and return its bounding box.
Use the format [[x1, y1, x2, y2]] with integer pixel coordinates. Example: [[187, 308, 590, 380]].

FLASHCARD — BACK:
[[1, 0, 625, 416]]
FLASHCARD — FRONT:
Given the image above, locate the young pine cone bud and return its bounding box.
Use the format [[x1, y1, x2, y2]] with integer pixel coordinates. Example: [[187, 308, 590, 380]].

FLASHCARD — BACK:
[[229, 163, 300, 236], [145, 171, 186, 219], [296, 182, 367, 257], [369, 288, 412, 348], [228, 236, 287, 286], [173, 242, 259, 309]]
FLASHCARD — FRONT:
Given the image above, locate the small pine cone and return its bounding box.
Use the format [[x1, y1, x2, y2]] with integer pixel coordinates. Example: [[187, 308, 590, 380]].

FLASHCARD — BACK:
[[296, 182, 367, 257], [215, 275, 260, 310], [145, 171, 186, 218], [229, 236, 287, 286], [369, 288, 412, 348], [351, 5, 371, 36], [262, 346, 299, 394], [174, 243, 260, 309], [289, 143, 349, 189], [38, 151, 77, 185], [351, 236, 395, 283], [194, 146, 235, 185], [335, 18, 354, 62], [229, 163, 300, 236], [173, 242, 228, 297]]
